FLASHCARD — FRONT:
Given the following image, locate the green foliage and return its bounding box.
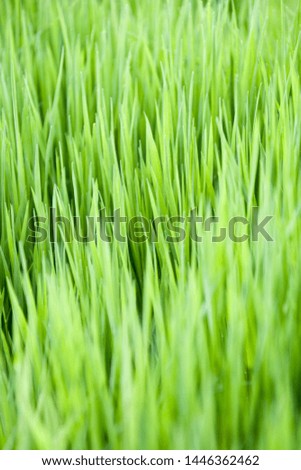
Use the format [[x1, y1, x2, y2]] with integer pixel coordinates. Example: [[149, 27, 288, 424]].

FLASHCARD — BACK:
[[0, 0, 301, 449]]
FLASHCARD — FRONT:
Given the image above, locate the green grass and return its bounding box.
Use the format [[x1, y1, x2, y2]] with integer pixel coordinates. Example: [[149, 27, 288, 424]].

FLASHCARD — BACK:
[[1, 0, 301, 450]]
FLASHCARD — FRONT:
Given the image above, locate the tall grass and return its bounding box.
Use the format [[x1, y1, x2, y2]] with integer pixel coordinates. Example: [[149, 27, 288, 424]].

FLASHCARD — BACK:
[[0, 0, 301, 449]]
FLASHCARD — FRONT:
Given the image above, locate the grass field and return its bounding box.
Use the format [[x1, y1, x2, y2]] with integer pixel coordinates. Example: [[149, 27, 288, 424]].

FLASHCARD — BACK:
[[1, 0, 301, 450]]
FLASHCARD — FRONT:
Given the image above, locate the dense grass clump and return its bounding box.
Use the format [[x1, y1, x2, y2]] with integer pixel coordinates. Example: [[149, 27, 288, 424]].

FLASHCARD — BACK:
[[1, 0, 301, 449]]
